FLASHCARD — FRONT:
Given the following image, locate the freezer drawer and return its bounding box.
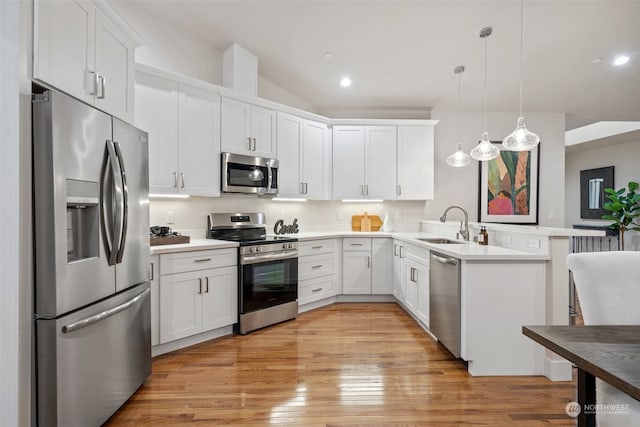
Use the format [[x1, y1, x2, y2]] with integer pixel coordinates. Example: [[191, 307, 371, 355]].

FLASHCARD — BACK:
[[36, 283, 151, 427]]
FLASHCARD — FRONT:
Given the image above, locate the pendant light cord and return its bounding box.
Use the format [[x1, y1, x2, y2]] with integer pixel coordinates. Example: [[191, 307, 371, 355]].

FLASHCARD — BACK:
[[483, 36, 488, 131], [519, 0, 524, 116]]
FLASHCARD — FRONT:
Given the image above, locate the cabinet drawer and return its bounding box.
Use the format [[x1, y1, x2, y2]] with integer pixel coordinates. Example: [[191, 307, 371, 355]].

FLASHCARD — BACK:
[[160, 248, 236, 275], [299, 276, 338, 304], [298, 239, 338, 256], [343, 237, 371, 251], [299, 253, 336, 280], [405, 243, 429, 266]]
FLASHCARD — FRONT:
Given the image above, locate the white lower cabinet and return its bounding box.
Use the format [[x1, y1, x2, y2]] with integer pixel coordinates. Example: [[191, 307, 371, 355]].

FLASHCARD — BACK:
[[298, 239, 339, 305], [149, 255, 159, 346], [342, 237, 392, 295], [158, 249, 237, 344], [393, 240, 429, 327]]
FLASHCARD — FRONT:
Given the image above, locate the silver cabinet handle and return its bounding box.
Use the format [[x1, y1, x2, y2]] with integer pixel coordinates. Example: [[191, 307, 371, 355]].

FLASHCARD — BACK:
[[180, 172, 185, 189], [194, 258, 211, 263], [252, 137, 257, 151], [205, 277, 209, 293], [400, 246, 405, 258], [361, 184, 364, 196], [367, 256, 371, 268], [365, 185, 369, 196], [247, 137, 252, 151], [149, 262, 154, 281], [398, 185, 402, 196], [312, 288, 323, 292], [198, 278, 203, 294], [300, 182, 304, 194], [305, 183, 308, 194], [87, 70, 98, 95], [351, 243, 364, 246], [172, 172, 178, 188], [311, 265, 323, 269], [96, 74, 106, 99], [62, 288, 149, 334], [394, 244, 399, 256], [311, 246, 323, 250]]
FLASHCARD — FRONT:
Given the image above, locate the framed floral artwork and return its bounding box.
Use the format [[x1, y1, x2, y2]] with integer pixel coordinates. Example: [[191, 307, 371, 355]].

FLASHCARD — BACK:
[[478, 141, 540, 224]]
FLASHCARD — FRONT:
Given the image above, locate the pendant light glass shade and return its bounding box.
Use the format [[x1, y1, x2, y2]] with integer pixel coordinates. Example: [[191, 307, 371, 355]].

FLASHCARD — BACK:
[[502, 116, 539, 151], [447, 143, 472, 167], [502, 0, 539, 151], [470, 132, 499, 161], [471, 27, 499, 161]]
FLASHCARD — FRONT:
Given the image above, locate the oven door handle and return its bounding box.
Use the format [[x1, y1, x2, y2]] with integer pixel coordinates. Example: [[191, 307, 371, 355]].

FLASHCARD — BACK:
[[241, 250, 298, 265]]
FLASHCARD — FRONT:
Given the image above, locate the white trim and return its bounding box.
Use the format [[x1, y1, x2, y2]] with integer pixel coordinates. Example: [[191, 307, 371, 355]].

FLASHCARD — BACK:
[[544, 354, 573, 381], [0, 1, 22, 425], [565, 121, 640, 146]]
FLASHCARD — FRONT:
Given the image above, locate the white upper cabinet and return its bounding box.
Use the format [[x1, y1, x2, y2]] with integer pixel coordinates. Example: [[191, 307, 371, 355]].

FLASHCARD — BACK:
[[33, 0, 135, 121], [277, 112, 330, 199], [332, 125, 396, 200], [397, 126, 435, 200], [135, 68, 221, 197], [221, 97, 276, 158]]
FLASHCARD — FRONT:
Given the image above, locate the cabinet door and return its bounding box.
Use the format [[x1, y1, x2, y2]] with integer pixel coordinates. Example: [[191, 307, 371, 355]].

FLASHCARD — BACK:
[[250, 105, 276, 158], [94, 9, 134, 121], [201, 266, 237, 332], [342, 251, 371, 294], [221, 97, 251, 154], [365, 126, 397, 200], [33, 0, 95, 104], [397, 126, 434, 200], [392, 241, 404, 300], [415, 263, 429, 326], [159, 270, 203, 343], [179, 84, 221, 197], [302, 120, 330, 200], [134, 72, 179, 194], [404, 260, 418, 313], [332, 126, 365, 200], [149, 255, 159, 346], [371, 238, 393, 294], [276, 112, 303, 198]]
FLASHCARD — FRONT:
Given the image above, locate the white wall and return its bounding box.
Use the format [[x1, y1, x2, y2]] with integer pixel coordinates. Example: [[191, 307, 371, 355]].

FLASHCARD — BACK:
[[428, 110, 566, 227], [565, 137, 640, 250], [150, 197, 427, 237]]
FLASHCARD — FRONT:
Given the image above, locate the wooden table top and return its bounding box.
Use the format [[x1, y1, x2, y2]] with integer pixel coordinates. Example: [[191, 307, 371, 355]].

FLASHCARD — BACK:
[[523, 325, 640, 401]]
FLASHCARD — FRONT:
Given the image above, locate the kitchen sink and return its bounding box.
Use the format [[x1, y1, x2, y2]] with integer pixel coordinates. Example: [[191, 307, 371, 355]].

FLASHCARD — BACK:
[[416, 238, 467, 244]]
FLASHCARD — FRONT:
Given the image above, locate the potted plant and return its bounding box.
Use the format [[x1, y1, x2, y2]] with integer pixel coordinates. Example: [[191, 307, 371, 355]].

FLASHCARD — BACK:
[[602, 181, 640, 249]]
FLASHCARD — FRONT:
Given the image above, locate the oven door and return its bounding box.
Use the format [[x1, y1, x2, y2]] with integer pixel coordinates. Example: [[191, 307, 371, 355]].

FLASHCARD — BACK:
[[221, 152, 278, 195], [240, 256, 297, 314]]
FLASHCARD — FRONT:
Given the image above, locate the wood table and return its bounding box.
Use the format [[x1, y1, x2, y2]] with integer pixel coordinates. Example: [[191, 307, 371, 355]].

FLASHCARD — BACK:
[[523, 325, 640, 427]]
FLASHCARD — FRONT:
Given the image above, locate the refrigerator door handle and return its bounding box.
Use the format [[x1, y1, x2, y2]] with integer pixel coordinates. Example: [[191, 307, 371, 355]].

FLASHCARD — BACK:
[[103, 140, 124, 265], [61, 288, 150, 334], [113, 141, 129, 263]]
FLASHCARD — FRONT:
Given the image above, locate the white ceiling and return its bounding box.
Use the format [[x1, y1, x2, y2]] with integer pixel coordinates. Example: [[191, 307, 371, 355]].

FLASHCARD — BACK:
[[123, 0, 640, 130]]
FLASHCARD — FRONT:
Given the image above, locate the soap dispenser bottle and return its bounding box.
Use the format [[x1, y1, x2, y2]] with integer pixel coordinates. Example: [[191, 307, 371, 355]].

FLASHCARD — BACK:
[[478, 226, 489, 245]]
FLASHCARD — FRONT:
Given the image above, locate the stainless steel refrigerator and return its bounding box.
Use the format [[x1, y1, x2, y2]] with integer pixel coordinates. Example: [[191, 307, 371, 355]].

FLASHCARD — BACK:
[[33, 89, 151, 426]]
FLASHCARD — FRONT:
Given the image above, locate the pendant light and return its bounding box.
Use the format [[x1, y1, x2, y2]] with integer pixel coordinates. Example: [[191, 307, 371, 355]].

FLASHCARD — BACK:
[[502, 0, 540, 151], [447, 65, 472, 167], [470, 26, 499, 161]]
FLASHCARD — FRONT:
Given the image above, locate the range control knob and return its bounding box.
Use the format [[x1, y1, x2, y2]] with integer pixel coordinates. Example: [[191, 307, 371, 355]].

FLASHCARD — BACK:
[[288, 243, 294, 249], [249, 247, 256, 253], [282, 243, 288, 249], [256, 246, 261, 253]]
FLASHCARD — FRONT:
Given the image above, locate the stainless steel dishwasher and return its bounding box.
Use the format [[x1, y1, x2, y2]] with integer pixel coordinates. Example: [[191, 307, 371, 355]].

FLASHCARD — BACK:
[[429, 251, 461, 358]]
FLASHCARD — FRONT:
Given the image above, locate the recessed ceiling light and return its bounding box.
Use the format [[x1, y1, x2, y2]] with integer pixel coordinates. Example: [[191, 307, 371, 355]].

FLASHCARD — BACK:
[[323, 51, 333, 60], [591, 57, 603, 64], [339, 77, 352, 87], [613, 55, 630, 66]]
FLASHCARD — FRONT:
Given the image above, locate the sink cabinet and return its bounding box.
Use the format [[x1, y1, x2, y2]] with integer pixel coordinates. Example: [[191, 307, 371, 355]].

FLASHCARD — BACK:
[[393, 240, 429, 327], [342, 238, 393, 295]]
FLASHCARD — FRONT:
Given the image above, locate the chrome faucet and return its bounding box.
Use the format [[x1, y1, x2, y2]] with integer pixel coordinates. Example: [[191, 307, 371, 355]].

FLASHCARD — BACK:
[[440, 205, 470, 241]]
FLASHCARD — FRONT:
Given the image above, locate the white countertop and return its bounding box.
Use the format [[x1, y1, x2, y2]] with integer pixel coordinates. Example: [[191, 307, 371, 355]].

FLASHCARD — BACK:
[[420, 220, 606, 237], [149, 231, 547, 261], [150, 238, 238, 255]]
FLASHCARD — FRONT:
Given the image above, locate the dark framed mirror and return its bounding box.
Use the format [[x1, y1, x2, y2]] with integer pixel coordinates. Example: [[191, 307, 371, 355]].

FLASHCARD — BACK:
[[580, 166, 614, 219]]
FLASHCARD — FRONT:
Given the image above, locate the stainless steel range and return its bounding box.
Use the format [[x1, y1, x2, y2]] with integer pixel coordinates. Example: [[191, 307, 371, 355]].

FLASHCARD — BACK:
[[207, 213, 298, 334]]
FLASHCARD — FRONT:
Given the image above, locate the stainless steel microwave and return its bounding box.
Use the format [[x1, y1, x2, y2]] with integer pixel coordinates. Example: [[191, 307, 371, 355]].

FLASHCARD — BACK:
[[221, 152, 279, 195]]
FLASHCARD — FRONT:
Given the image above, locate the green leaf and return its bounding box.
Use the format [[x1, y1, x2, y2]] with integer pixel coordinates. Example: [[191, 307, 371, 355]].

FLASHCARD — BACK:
[[629, 181, 639, 191]]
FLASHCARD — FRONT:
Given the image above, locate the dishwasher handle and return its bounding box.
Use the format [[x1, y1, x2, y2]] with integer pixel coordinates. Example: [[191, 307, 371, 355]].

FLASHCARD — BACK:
[[431, 253, 459, 266]]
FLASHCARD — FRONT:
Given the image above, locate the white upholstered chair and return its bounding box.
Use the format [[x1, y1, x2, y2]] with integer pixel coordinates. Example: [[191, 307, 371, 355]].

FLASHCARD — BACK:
[[566, 251, 640, 427]]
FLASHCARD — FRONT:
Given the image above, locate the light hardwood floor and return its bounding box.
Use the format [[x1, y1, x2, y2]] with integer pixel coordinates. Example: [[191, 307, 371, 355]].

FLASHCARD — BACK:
[[106, 303, 576, 426]]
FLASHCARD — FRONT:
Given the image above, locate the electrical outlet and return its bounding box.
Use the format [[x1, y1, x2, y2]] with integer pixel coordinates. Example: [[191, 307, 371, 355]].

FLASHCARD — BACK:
[[528, 239, 540, 249], [166, 210, 175, 224], [502, 235, 513, 245], [337, 211, 344, 220], [394, 211, 402, 220]]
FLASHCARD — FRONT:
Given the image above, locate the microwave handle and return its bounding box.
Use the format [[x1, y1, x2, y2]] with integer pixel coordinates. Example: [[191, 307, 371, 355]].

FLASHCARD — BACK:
[[267, 165, 273, 192]]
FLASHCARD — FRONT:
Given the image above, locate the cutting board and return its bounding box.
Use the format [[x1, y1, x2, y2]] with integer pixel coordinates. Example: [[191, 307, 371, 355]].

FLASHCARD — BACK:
[[351, 215, 382, 231]]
